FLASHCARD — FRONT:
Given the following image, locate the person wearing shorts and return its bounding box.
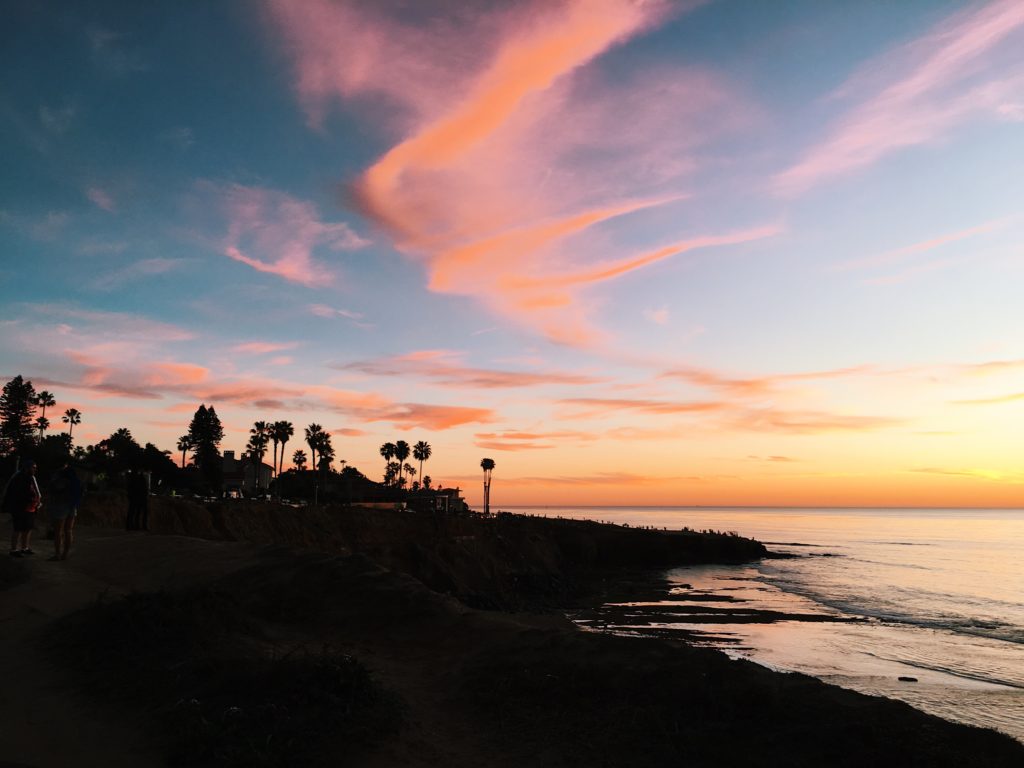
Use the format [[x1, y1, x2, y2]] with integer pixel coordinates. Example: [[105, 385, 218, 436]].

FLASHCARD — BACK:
[[5, 459, 42, 557]]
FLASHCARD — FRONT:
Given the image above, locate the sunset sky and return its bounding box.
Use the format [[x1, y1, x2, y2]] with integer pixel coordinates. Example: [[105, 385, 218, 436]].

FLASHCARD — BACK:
[[2, 0, 1023, 507]]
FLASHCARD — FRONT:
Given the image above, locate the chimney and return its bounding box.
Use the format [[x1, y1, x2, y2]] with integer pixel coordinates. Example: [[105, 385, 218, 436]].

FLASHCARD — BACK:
[[224, 450, 235, 460]]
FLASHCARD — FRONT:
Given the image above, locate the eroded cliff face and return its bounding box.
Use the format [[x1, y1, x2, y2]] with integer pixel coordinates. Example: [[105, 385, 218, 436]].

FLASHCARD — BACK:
[[78, 494, 765, 610]]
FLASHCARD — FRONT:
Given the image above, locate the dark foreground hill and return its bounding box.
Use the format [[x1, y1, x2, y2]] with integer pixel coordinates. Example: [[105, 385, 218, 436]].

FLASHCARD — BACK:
[[1, 504, 1020, 767]]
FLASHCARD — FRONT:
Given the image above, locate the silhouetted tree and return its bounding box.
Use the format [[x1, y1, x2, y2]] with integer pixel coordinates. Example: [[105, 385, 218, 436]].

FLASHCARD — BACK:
[[481, 457, 495, 515], [292, 449, 307, 472], [62, 407, 82, 440], [176, 434, 193, 469], [305, 423, 324, 471], [394, 440, 410, 488], [379, 442, 396, 485], [272, 420, 294, 477], [413, 440, 431, 486], [34, 390, 55, 438], [422, 475, 432, 490], [0, 375, 38, 456], [188, 404, 224, 490], [247, 421, 270, 491]]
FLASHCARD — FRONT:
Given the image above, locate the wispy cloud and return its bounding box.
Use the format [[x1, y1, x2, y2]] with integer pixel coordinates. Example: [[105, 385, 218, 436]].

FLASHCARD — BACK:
[[953, 391, 1024, 406], [39, 101, 76, 135], [0, 209, 70, 241], [309, 304, 372, 328], [834, 217, 1013, 273], [661, 363, 872, 397], [776, 0, 1024, 194], [342, 349, 607, 389], [90, 258, 186, 290], [474, 428, 597, 451], [86, 187, 116, 212], [211, 183, 368, 286], [912, 466, 1024, 483], [86, 25, 148, 75], [158, 126, 195, 151], [231, 341, 300, 355]]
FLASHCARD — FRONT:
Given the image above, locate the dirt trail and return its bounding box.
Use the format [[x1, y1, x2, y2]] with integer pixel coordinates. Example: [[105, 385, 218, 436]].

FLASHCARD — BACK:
[[0, 525, 264, 768]]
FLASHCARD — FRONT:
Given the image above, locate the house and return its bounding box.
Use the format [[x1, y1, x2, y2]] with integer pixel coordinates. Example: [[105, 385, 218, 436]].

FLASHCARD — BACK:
[[222, 450, 273, 496]]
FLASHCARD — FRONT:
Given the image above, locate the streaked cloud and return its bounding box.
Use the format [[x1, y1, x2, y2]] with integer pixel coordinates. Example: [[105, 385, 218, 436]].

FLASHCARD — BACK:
[[268, 0, 765, 344], [777, 0, 1024, 194], [231, 341, 300, 355], [90, 258, 186, 290], [342, 349, 606, 389]]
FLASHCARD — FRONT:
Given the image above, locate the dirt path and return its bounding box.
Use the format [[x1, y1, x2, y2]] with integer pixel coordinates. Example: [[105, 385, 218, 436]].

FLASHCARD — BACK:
[[0, 525, 265, 768]]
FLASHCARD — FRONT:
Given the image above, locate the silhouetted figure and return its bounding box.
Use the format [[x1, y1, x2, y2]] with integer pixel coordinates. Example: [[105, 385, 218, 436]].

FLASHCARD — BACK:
[[48, 461, 81, 560], [126, 470, 149, 531], [3, 459, 42, 556]]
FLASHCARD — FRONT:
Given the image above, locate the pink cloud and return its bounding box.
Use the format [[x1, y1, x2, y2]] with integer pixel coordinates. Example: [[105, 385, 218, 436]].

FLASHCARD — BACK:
[[266, 0, 766, 344], [835, 216, 1014, 272], [776, 0, 1024, 194], [231, 341, 299, 355], [342, 349, 606, 389], [86, 187, 116, 212], [214, 183, 368, 286]]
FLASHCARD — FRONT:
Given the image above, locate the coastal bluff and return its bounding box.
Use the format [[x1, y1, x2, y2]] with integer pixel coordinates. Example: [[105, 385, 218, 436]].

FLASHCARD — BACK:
[[77, 494, 767, 609], [1, 500, 1021, 767]]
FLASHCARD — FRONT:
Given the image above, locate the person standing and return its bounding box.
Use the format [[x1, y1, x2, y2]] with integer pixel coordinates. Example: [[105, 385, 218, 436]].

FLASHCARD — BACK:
[[48, 460, 81, 560], [126, 469, 149, 531], [3, 459, 42, 557]]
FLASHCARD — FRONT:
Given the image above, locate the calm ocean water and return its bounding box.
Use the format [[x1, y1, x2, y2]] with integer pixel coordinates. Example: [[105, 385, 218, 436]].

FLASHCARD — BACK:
[[509, 506, 1024, 742]]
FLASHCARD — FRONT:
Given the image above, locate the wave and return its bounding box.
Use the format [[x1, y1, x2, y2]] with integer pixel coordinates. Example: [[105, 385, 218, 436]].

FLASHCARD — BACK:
[[861, 652, 1024, 690], [757, 576, 1024, 646]]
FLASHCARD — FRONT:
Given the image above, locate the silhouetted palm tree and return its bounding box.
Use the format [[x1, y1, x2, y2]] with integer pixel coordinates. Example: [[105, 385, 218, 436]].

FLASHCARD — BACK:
[[176, 434, 193, 469], [481, 458, 495, 515], [404, 464, 416, 488], [379, 442, 396, 484], [62, 408, 81, 439], [248, 421, 270, 491], [422, 475, 432, 490], [413, 441, 431, 486], [394, 440, 410, 488], [292, 449, 307, 471], [34, 391, 55, 437], [305, 424, 324, 472], [274, 421, 294, 476]]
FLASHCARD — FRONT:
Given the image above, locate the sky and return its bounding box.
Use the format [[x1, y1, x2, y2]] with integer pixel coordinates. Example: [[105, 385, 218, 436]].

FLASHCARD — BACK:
[[2, 0, 1023, 507]]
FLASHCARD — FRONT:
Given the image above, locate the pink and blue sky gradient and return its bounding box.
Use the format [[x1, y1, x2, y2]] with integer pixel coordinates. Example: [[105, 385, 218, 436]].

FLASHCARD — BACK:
[[2, 0, 1023, 506]]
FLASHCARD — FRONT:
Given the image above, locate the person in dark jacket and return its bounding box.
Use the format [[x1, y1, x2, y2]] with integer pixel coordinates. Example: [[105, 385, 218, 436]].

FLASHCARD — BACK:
[[3, 459, 42, 557], [126, 470, 149, 531]]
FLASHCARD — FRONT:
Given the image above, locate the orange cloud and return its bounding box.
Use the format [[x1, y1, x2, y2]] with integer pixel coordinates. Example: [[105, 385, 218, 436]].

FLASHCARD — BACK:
[[373, 403, 496, 431], [268, 0, 765, 344]]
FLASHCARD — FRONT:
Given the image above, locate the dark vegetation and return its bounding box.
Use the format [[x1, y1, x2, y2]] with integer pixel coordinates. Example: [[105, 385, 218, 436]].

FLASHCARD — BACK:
[[52, 588, 399, 768], [77, 494, 766, 610]]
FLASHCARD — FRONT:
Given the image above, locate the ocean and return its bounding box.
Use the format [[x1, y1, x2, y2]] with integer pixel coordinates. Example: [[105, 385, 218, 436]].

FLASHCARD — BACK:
[[508, 506, 1024, 742]]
